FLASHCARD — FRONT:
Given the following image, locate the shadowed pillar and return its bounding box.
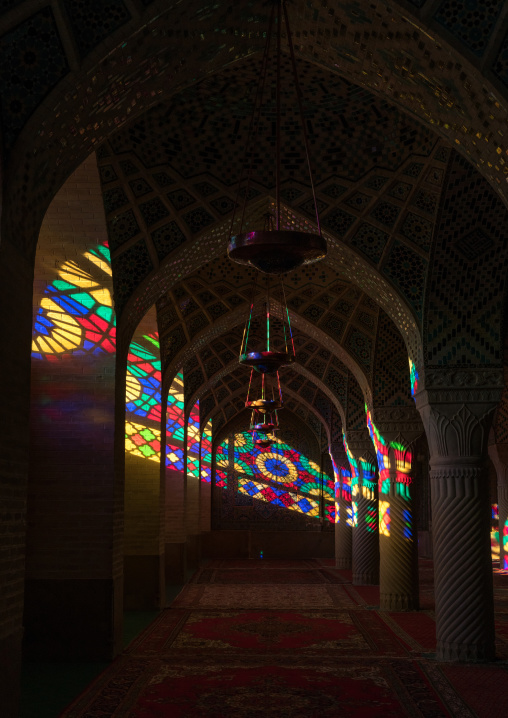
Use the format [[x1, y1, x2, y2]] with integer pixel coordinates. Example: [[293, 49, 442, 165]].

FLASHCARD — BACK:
[[330, 443, 352, 569], [367, 408, 423, 611], [417, 374, 501, 662], [344, 431, 379, 585]]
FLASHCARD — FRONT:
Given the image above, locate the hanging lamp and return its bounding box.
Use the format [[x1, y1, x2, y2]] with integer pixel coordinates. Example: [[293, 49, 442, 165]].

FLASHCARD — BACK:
[[245, 367, 283, 415], [227, 0, 327, 275], [239, 269, 296, 375]]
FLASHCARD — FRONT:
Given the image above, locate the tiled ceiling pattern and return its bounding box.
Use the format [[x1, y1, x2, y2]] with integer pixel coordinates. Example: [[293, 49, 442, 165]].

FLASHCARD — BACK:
[[373, 310, 413, 406], [95, 57, 447, 322], [4, 0, 508, 260], [105, 57, 436, 186]]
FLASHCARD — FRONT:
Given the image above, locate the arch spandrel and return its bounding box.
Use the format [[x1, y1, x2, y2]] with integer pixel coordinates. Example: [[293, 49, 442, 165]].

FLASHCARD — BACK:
[[4, 0, 508, 261]]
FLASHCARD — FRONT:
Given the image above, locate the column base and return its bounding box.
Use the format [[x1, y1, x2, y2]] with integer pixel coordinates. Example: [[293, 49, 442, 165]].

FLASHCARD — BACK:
[[380, 592, 419, 611], [436, 640, 495, 663], [0, 628, 22, 718], [23, 577, 122, 660], [165, 542, 187, 583], [186, 534, 202, 570], [353, 571, 378, 585], [335, 557, 352, 569], [124, 555, 164, 610]]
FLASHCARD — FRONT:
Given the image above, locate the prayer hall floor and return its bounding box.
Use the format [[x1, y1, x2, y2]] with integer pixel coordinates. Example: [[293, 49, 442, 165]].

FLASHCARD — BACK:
[[22, 559, 508, 717]]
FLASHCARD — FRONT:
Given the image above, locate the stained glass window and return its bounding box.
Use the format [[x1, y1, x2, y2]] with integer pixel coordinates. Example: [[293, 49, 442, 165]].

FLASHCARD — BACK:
[[166, 372, 185, 472], [200, 419, 212, 483], [32, 242, 116, 360]]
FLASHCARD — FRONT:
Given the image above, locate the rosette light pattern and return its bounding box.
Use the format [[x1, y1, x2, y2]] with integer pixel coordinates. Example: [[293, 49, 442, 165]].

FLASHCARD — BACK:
[[230, 432, 335, 520]]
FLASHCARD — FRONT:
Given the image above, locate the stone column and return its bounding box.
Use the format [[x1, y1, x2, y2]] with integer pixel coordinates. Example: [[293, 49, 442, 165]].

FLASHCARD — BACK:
[[369, 407, 423, 610], [416, 370, 502, 662], [345, 431, 379, 585], [330, 442, 352, 569], [488, 443, 508, 570]]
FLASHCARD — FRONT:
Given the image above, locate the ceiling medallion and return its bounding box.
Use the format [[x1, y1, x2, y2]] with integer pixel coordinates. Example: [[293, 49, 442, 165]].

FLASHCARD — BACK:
[[227, 0, 327, 274]]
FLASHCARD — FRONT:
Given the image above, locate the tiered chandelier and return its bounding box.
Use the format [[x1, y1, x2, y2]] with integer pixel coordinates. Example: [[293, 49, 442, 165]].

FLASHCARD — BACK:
[[228, 0, 327, 445]]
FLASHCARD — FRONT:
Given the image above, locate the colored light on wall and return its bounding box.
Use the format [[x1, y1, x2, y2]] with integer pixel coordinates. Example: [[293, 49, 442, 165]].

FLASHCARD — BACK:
[[366, 408, 389, 482], [409, 358, 419, 398], [32, 243, 116, 360], [379, 500, 390, 536], [365, 506, 377, 533], [218, 432, 334, 521], [351, 502, 358, 527], [126, 335, 162, 423], [503, 521, 508, 570], [167, 372, 185, 471], [334, 499, 340, 524], [402, 508, 412, 540], [491, 503, 500, 562], [238, 477, 320, 517], [200, 419, 212, 483], [124, 319, 162, 462], [187, 401, 200, 479], [125, 421, 161, 462], [215, 439, 229, 488]]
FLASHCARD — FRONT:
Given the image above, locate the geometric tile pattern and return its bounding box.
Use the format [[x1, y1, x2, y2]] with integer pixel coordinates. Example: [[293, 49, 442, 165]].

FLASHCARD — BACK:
[[435, 0, 504, 58], [0, 7, 69, 149], [383, 242, 428, 320], [424, 151, 508, 366], [6, 0, 508, 282], [346, 370, 367, 431], [373, 311, 413, 407], [65, 0, 131, 60]]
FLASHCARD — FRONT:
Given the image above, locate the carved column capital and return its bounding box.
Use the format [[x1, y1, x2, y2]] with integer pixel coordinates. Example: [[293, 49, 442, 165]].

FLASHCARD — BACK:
[[416, 393, 500, 465], [372, 405, 424, 449]]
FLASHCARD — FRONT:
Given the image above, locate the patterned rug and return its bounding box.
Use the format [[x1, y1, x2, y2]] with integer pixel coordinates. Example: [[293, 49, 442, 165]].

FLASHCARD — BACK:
[[192, 568, 348, 585], [171, 583, 355, 610], [61, 559, 508, 717]]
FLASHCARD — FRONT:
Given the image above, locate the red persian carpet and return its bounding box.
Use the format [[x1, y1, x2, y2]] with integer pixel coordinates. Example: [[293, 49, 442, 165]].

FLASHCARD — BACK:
[[61, 559, 508, 717]]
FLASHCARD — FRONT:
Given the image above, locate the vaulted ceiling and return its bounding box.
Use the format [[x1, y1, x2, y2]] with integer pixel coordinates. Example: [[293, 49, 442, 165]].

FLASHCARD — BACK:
[[11, 0, 508, 438], [3, 0, 508, 259]]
